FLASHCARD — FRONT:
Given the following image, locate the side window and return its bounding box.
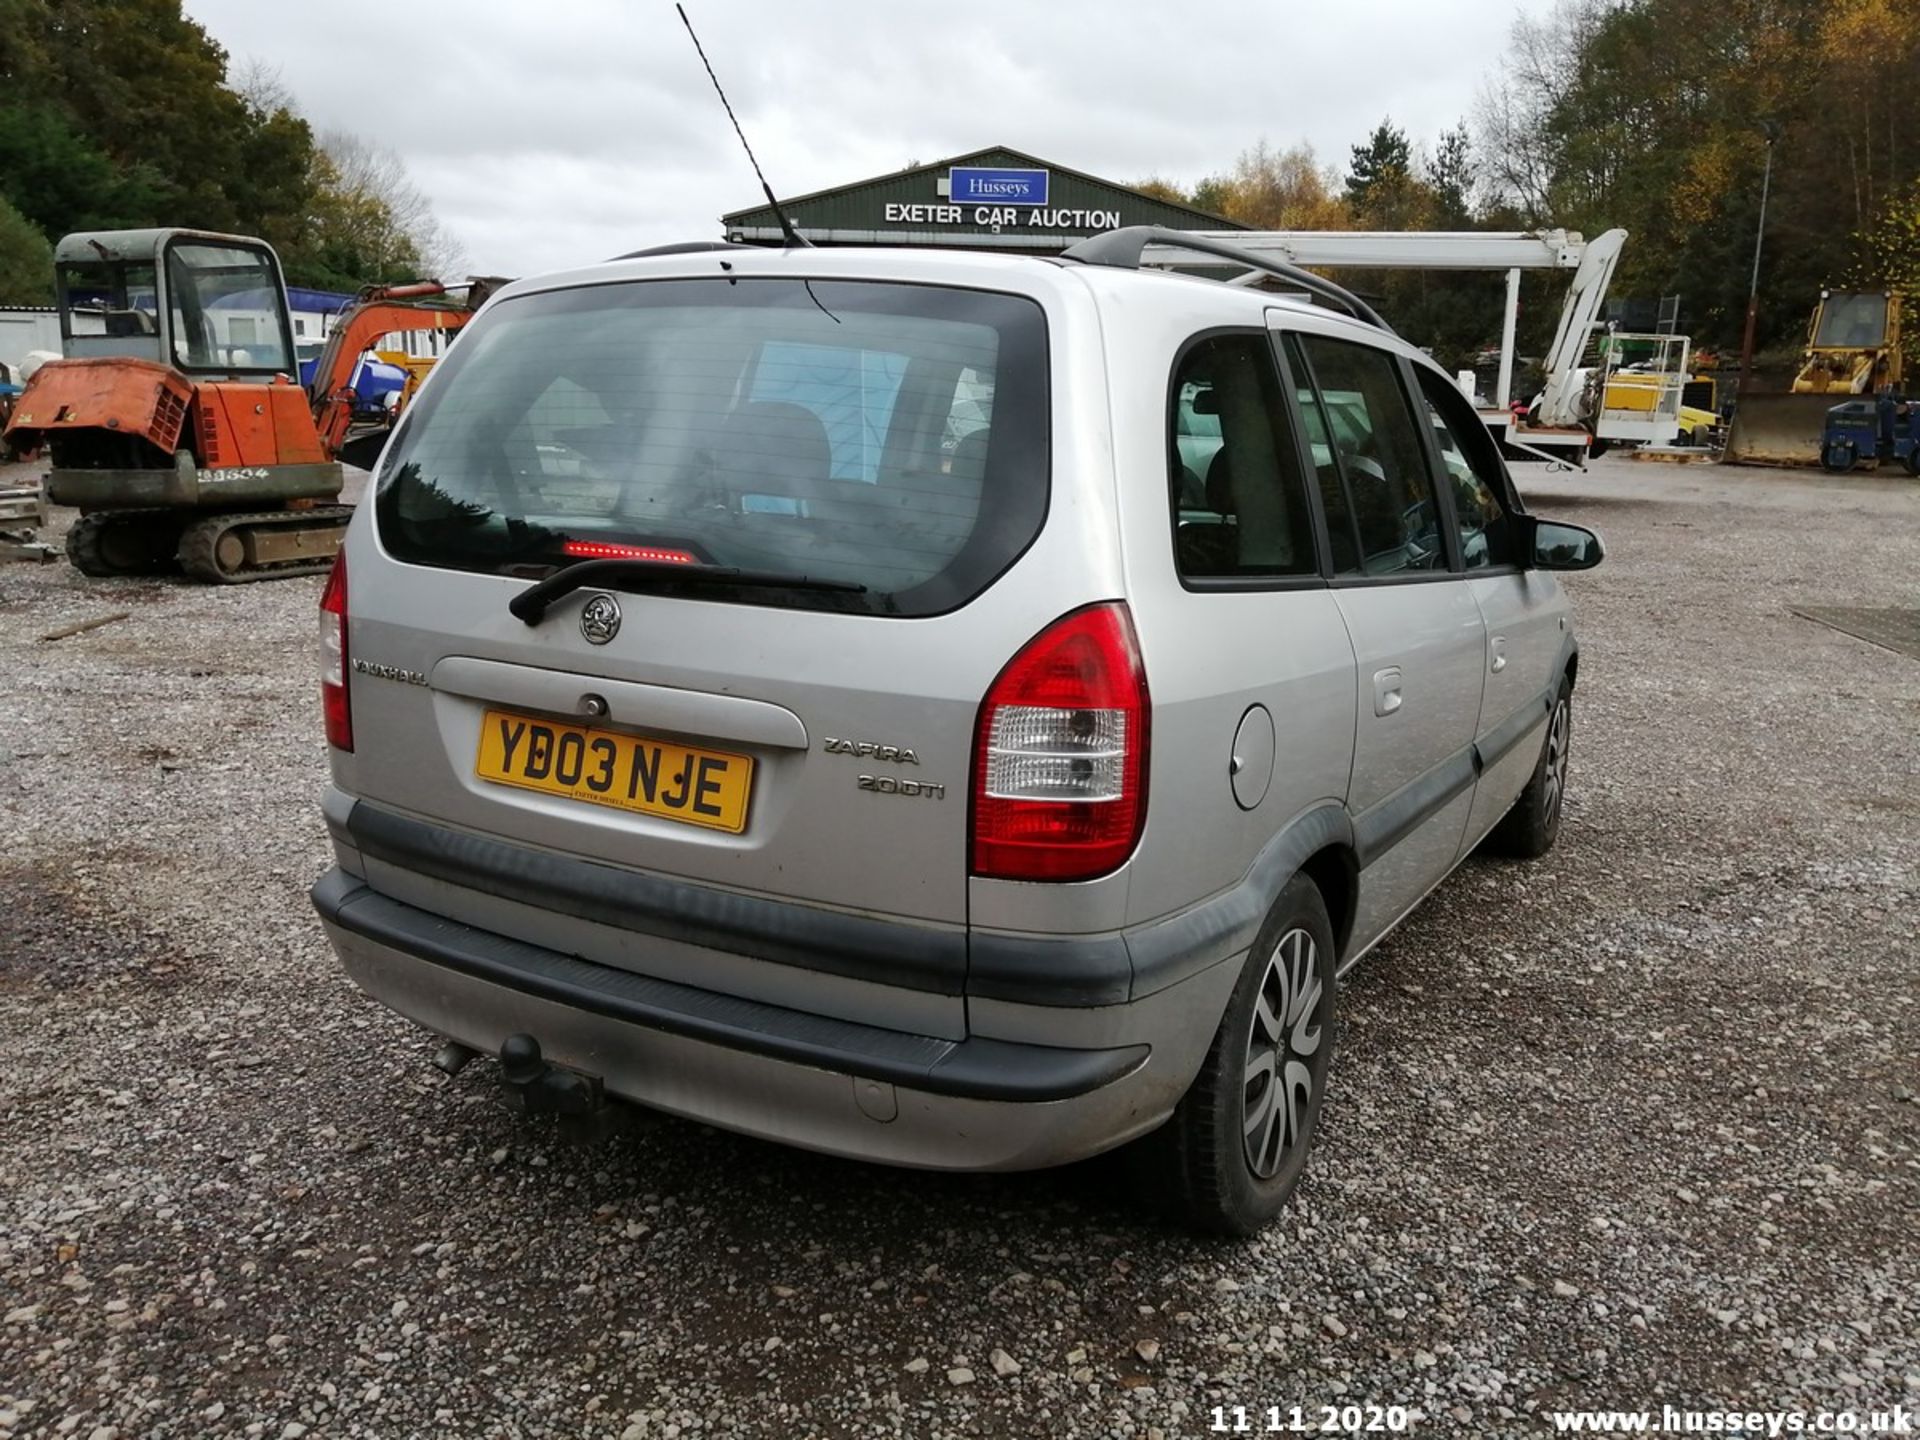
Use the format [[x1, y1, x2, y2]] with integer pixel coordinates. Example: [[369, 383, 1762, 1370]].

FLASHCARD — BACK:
[[939, 364, 995, 497], [1167, 334, 1318, 580], [943, 365, 994, 456], [1293, 335, 1446, 576], [1418, 373, 1515, 570], [1283, 336, 1360, 574]]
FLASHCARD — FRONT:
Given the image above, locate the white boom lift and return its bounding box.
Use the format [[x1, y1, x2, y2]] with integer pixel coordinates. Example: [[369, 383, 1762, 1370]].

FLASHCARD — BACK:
[[1138, 227, 1630, 465]]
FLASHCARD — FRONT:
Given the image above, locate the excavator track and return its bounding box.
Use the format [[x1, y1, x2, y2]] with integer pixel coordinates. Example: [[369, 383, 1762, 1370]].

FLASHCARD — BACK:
[[66, 510, 189, 578], [177, 507, 352, 584]]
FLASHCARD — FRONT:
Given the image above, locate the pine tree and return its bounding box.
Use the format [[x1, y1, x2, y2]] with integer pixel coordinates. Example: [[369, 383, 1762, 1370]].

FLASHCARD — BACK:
[[1345, 119, 1412, 207]]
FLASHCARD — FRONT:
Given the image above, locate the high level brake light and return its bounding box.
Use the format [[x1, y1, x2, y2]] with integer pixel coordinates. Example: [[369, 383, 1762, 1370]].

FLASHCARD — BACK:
[[561, 539, 698, 564], [319, 552, 353, 752], [971, 603, 1150, 882]]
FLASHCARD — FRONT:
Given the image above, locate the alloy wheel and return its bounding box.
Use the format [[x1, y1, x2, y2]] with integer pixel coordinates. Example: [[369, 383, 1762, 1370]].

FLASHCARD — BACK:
[[1242, 927, 1323, 1179], [1542, 698, 1570, 827]]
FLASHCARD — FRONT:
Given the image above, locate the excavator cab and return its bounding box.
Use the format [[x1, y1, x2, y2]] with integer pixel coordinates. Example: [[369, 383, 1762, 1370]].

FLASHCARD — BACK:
[[1796, 291, 1898, 393], [55, 230, 298, 379], [1810, 292, 1889, 349], [5, 227, 482, 582], [4, 228, 350, 581]]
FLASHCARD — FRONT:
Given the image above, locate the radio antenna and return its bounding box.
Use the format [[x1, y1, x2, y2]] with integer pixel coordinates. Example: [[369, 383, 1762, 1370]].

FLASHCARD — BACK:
[[675, 4, 809, 249]]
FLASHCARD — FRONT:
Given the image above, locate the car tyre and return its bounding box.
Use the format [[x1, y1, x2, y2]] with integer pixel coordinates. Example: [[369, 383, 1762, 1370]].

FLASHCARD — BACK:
[[1821, 440, 1856, 474], [1131, 873, 1337, 1236], [1487, 675, 1573, 859]]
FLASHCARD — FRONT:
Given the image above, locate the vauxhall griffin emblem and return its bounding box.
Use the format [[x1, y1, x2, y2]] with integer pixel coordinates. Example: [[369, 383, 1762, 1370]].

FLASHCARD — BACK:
[[579, 593, 622, 645]]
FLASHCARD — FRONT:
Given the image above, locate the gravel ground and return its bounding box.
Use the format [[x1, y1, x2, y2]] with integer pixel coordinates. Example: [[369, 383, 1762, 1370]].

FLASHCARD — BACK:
[[1, 456, 1916, 1439]]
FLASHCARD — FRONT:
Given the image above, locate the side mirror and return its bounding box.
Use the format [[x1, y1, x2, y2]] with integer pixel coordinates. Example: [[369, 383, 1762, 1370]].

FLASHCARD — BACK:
[[1521, 516, 1604, 571]]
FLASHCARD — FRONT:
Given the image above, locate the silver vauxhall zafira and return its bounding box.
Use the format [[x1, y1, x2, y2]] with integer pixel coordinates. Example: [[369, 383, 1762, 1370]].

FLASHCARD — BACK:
[[311, 227, 1602, 1234]]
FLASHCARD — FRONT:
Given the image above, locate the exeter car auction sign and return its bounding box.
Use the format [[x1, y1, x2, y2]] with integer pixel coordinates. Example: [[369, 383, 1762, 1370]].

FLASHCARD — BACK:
[[880, 166, 1121, 232], [882, 201, 1123, 232], [722, 148, 1240, 249]]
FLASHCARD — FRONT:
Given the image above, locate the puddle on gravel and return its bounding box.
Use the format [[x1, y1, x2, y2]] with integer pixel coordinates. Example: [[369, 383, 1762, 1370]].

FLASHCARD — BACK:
[[0, 856, 191, 990]]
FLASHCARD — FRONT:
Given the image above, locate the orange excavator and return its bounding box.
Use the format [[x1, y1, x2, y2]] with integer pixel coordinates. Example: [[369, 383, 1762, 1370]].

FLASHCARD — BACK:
[[1, 228, 484, 581], [307, 278, 480, 472]]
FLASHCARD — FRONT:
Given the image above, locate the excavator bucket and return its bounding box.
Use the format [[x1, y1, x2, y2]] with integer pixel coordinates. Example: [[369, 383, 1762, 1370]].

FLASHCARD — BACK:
[[1722, 392, 1839, 468]]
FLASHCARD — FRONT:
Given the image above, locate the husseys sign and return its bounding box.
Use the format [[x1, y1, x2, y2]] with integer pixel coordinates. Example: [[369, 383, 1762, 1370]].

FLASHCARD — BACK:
[[952, 166, 1049, 205], [882, 165, 1122, 232]]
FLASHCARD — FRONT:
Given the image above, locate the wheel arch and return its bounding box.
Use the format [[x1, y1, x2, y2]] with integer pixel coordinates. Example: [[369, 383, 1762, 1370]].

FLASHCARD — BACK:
[[1298, 843, 1358, 963], [1120, 800, 1359, 1003]]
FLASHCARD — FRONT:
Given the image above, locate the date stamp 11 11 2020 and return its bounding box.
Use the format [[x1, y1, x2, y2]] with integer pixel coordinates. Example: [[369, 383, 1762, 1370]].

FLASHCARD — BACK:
[[1209, 1404, 1416, 1434]]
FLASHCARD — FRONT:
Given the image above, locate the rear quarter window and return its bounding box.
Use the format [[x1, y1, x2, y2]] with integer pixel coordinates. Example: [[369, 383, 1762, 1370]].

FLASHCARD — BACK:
[[373, 277, 1049, 616]]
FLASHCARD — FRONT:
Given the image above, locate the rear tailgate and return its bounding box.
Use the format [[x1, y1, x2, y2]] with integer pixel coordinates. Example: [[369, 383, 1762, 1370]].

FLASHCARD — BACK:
[[326, 260, 1115, 1035], [342, 566, 1009, 928]]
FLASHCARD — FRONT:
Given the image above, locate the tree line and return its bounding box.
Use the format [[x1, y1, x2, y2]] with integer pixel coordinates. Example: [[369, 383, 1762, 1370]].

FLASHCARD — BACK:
[[4, 0, 1915, 377], [1141, 0, 1920, 375], [0, 0, 463, 305]]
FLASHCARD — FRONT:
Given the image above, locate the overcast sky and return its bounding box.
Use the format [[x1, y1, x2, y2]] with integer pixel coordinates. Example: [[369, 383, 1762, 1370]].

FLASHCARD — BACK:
[[183, 0, 1556, 279]]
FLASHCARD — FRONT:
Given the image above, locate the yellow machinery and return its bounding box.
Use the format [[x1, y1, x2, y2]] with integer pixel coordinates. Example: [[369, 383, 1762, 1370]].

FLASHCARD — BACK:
[[1675, 373, 1721, 445], [1724, 291, 1905, 467], [1598, 371, 1722, 448], [1586, 333, 1724, 453], [372, 348, 440, 411]]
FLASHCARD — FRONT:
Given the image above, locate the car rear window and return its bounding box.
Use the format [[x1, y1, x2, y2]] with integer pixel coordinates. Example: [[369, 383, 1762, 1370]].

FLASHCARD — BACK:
[[372, 277, 1049, 616]]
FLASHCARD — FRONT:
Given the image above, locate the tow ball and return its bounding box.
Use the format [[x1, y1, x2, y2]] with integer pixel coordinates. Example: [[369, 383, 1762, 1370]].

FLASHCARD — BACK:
[[491, 1032, 630, 1142], [431, 1033, 637, 1142], [497, 1033, 602, 1115]]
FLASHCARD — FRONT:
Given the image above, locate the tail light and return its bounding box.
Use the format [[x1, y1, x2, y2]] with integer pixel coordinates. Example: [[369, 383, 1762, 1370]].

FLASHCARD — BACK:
[[319, 552, 353, 752], [971, 603, 1149, 881]]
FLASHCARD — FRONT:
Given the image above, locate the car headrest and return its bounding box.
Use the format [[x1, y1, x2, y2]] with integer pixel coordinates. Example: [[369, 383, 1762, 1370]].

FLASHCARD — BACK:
[[716, 401, 832, 497], [1206, 447, 1235, 515]]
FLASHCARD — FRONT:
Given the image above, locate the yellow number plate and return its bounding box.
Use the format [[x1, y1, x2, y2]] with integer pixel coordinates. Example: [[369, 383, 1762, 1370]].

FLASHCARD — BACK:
[[474, 709, 753, 834]]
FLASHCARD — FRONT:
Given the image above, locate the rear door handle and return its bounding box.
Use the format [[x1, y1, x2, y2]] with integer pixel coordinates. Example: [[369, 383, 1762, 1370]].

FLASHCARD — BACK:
[[1372, 666, 1403, 717], [1490, 635, 1508, 673]]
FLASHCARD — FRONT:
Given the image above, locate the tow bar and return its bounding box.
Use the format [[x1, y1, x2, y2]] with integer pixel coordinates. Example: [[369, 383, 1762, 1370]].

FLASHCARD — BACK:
[[498, 1033, 603, 1116], [444, 1033, 635, 1143]]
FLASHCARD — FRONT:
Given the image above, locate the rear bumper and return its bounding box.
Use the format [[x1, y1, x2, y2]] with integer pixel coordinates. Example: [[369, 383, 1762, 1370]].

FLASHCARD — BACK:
[[312, 868, 1189, 1171], [331, 793, 1332, 1008]]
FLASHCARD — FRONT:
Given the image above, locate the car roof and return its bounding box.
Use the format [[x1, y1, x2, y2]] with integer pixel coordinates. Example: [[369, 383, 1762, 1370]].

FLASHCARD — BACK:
[[499, 242, 1047, 294], [483, 240, 1433, 373]]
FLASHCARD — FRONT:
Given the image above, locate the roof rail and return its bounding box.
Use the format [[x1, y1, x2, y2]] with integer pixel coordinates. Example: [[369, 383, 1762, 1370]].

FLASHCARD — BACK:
[[608, 240, 747, 261], [1060, 226, 1395, 335]]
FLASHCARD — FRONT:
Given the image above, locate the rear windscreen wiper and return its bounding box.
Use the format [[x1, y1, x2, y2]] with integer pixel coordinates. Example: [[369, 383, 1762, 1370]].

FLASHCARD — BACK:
[[509, 557, 867, 625]]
